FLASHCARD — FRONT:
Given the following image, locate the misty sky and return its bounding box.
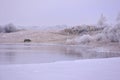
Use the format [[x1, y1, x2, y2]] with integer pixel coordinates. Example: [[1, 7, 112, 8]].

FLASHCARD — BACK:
[[0, 0, 120, 26]]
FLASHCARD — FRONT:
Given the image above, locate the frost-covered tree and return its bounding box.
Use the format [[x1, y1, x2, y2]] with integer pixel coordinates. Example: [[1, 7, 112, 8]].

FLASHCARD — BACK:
[[116, 12, 120, 24], [97, 14, 107, 28], [4, 23, 17, 33]]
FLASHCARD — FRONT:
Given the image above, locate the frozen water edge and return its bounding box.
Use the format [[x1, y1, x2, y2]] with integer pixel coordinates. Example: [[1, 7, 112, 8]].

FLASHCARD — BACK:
[[0, 57, 120, 80]]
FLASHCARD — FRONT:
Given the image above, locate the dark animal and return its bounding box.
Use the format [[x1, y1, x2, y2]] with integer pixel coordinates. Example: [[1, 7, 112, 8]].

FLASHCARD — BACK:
[[24, 39, 31, 42]]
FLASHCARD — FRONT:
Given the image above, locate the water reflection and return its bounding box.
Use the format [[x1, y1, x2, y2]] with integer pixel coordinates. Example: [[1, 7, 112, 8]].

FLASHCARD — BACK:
[[64, 46, 120, 59], [4, 52, 15, 63], [0, 44, 120, 64]]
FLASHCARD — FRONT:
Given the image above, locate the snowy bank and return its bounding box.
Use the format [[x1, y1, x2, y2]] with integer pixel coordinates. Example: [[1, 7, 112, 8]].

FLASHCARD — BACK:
[[0, 58, 120, 80], [64, 24, 120, 44]]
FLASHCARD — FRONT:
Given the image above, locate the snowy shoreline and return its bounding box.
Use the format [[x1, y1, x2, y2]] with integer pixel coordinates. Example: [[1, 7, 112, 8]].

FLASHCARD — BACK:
[[0, 57, 120, 80]]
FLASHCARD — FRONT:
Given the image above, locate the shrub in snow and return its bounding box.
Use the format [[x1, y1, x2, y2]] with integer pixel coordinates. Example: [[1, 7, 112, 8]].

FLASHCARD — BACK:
[[64, 28, 73, 35], [74, 35, 93, 44], [0, 25, 4, 33], [61, 25, 104, 35], [103, 25, 120, 42], [66, 39, 75, 44], [93, 24, 120, 43], [93, 33, 108, 42], [4, 23, 18, 33]]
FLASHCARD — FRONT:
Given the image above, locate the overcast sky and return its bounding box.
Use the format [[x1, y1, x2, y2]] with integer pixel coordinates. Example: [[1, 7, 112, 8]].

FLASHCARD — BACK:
[[0, 0, 120, 26]]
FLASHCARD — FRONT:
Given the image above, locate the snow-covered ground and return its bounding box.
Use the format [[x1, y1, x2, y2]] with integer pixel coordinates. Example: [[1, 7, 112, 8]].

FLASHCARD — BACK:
[[0, 58, 120, 80]]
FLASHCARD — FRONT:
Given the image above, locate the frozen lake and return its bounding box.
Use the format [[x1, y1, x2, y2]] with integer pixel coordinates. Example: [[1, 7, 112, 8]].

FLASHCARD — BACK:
[[0, 43, 120, 65]]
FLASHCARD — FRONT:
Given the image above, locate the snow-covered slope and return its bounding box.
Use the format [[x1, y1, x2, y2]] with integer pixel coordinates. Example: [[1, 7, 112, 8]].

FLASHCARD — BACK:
[[0, 58, 120, 80]]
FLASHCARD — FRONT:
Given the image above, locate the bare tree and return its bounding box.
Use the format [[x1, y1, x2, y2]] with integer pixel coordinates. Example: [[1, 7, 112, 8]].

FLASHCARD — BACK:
[[116, 12, 120, 24], [97, 14, 107, 27]]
